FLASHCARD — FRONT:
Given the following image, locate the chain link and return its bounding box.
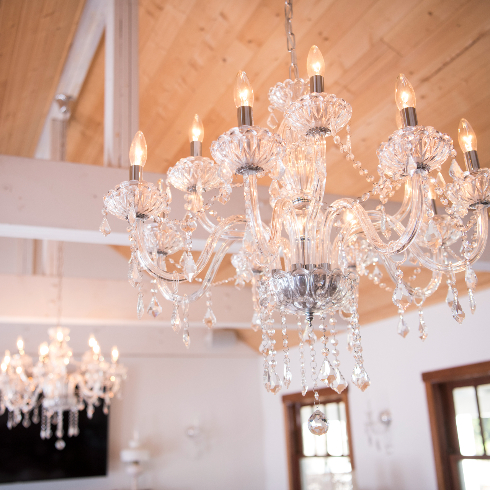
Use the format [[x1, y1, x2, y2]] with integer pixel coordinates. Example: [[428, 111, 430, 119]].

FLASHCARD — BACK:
[[284, 0, 299, 79]]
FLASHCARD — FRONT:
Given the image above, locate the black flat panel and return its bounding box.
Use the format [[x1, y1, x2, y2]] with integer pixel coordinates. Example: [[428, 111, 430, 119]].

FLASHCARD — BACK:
[[0, 405, 108, 484]]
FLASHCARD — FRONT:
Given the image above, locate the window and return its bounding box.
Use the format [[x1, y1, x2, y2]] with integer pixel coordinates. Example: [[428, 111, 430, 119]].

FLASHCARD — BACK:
[[283, 387, 354, 490], [423, 361, 490, 490]]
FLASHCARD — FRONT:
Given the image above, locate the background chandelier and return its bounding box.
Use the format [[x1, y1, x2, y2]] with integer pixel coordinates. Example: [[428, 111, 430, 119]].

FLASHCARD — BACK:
[[0, 329, 126, 450], [100, 0, 489, 435]]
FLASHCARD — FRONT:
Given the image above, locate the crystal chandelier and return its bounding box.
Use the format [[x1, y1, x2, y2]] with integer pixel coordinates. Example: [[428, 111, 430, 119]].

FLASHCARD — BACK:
[[100, 1, 489, 435], [0, 328, 126, 449]]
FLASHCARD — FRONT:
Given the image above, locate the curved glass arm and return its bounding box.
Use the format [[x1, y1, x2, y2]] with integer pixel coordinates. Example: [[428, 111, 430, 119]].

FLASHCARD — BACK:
[[156, 239, 235, 304], [379, 252, 443, 300], [329, 171, 424, 255], [408, 206, 488, 273], [392, 177, 413, 223], [135, 215, 247, 282], [197, 210, 244, 240]]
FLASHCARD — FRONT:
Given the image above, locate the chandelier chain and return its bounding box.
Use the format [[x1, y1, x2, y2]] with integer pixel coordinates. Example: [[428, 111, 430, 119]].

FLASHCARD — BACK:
[[56, 242, 64, 326], [284, 0, 299, 80]]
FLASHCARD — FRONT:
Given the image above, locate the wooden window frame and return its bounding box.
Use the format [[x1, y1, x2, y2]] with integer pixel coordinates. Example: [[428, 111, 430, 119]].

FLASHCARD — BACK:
[[423, 361, 490, 490], [282, 387, 354, 490]]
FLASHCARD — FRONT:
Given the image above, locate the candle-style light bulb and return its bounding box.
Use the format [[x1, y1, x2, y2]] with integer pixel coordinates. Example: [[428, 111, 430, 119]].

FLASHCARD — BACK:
[[111, 346, 119, 363], [459, 118, 477, 152], [3, 350, 10, 366], [189, 114, 204, 143], [93, 343, 100, 355], [234, 71, 254, 108], [395, 74, 416, 110], [17, 337, 24, 354], [129, 131, 147, 181], [459, 118, 480, 171], [307, 45, 325, 78], [56, 329, 64, 342], [395, 74, 418, 127], [88, 335, 96, 348], [189, 114, 204, 156], [39, 342, 49, 358], [307, 45, 325, 93]]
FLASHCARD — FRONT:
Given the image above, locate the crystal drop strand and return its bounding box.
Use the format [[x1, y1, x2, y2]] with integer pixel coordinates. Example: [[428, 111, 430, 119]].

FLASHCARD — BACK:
[[128, 252, 143, 288], [446, 268, 465, 323], [136, 284, 144, 320], [376, 205, 391, 239], [392, 268, 411, 310], [349, 309, 371, 392], [418, 308, 428, 341], [203, 291, 217, 328], [32, 406, 40, 424], [147, 279, 163, 318], [251, 277, 261, 332], [261, 308, 272, 392], [421, 173, 434, 220], [307, 315, 320, 406], [462, 230, 478, 314], [329, 315, 347, 394], [182, 294, 190, 348], [267, 311, 282, 395], [99, 208, 111, 236], [298, 318, 308, 396], [319, 312, 334, 385], [7, 411, 12, 430], [68, 410, 74, 437], [281, 312, 292, 389], [22, 412, 31, 428], [171, 273, 181, 332], [103, 402, 109, 415], [40, 407, 47, 439], [45, 412, 52, 439], [397, 307, 409, 338], [73, 409, 79, 436]]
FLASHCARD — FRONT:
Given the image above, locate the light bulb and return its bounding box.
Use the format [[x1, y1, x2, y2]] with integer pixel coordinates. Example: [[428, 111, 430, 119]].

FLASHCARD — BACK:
[[129, 131, 147, 167], [16, 366, 22, 374], [234, 71, 254, 108], [17, 337, 24, 353], [111, 346, 119, 363], [0, 363, 6, 373], [93, 343, 100, 355], [39, 342, 49, 357], [307, 45, 325, 78], [56, 329, 64, 342], [395, 74, 416, 110], [458, 118, 477, 152], [189, 114, 204, 143]]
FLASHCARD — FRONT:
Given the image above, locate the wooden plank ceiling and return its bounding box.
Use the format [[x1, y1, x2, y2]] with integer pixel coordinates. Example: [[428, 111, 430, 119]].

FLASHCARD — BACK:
[[0, 0, 85, 157], [1, 0, 490, 344]]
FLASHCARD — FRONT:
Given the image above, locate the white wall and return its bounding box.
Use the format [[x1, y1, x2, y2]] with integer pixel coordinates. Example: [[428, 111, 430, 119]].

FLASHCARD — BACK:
[[261, 288, 490, 490], [0, 326, 266, 490]]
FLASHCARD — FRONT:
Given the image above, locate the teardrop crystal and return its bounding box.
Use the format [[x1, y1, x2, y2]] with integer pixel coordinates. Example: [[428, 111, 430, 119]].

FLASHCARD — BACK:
[[283, 365, 292, 389], [308, 409, 329, 436], [451, 298, 465, 324], [203, 308, 216, 329], [183, 329, 190, 349], [137, 293, 144, 319], [99, 217, 111, 236], [397, 315, 409, 338], [468, 288, 477, 314], [171, 305, 181, 333], [465, 266, 478, 290], [147, 296, 163, 318]]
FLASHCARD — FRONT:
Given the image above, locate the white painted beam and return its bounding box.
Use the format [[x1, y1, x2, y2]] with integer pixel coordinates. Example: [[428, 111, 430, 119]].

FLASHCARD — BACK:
[[35, 0, 106, 160], [104, 0, 139, 167], [0, 274, 253, 329]]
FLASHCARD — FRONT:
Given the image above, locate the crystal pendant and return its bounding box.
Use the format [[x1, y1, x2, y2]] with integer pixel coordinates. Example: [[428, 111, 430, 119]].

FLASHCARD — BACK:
[[137, 293, 144, 319], [203, 307, 216, 329], [269, 371, 283, 395], [55, 439, 66, 450], [331, 369, 347, 394], [372, 265, 382, 284], [283, 365, 292, 389], [128, 258, 142, 287], [397, 314, 409, 338], [182, 252, 197, 282], [468, 288, 476, 314], [99, 217, 111, 236], [446, 286, 454, 308], [449, 159, 464, 180], [267, 112, 278, 130], [147, 296, 163, 318], [263, 365, 271, 392], [171, 305, 181, 332], [451, 297, 465, 324], [465, 266, 478, 290], [183, 329, 190, 349], [251, 312, 261, 332], [235, 276, 246, 289], [308, 410, 329, 436], [351, 364, 370, 392], [393, 282, 412, 309], [302, 384, 308, 396], [418, 310, 428, 341], [319, 358, 336, 385], [259, 338, 271, 354], [22, 416, 31, 428]]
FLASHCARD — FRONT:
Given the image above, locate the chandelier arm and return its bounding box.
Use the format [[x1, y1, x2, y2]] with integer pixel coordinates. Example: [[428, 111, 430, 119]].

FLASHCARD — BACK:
[[319, 205, 343, 266], [330, 171, 424, 255], [392, 177, 413, 223], [305, 201, 323, 266], [197, 210, 244, 239], [156, 239, 236, 304], [134, 215, 247, 282], [379, 253, 443, 299], [244, 174, 280, 257], [407, 207, 488, 273]]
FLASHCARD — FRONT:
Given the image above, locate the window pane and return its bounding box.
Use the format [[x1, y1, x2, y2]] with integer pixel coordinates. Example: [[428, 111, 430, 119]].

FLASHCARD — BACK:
[[325, 402, 347, 457], [476, 384, 490, 455], [458, 459, 490, 490], [300, 456, 352, 490], [301, 405, 317, 457], [453, 386, 484, 456]]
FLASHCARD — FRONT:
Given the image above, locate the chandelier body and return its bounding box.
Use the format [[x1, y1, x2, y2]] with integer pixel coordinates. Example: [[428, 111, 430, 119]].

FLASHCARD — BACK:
[[0, 329, 126, 449], [101, 32, 489, 434]]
